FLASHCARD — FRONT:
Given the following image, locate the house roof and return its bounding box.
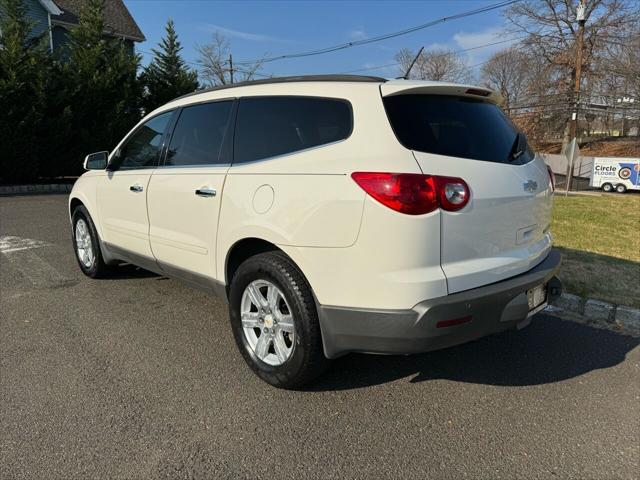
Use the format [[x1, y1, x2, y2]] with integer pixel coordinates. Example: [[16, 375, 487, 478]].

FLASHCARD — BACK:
[[51, 0, 145, 42], [38, 0, 63, 15]]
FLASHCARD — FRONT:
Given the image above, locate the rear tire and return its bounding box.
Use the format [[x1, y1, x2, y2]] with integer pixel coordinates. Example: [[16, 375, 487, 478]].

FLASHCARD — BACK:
[[228, 251, 330, 388], [615, 184, 627, 194], [71, 206, 112, 278], [602, 183, 613, 192]]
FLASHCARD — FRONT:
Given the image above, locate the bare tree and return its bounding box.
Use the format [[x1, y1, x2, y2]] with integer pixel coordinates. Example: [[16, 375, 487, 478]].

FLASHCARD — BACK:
[[507, 0, 637, 76], [196, 32, 265, 87], [588, 22, 640, 135], [395, 47, 471, 83], [505, 0, 640, 139], [481, 46, 532, 111]]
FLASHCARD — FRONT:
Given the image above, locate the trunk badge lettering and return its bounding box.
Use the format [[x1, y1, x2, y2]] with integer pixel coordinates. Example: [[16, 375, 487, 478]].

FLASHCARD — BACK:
[[523, 180, 538, 193]]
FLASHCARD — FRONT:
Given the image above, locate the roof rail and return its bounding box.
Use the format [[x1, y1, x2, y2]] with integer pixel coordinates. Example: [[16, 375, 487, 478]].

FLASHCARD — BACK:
[[174, 74, 387, 101]]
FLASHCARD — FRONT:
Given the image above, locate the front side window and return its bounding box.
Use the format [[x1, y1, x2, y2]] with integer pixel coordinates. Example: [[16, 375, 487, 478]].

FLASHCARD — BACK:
[[234, 96, 352, 163], [111, 111, 172, 170], [383, 94, 534, 165], [165, 101, 233, 167]]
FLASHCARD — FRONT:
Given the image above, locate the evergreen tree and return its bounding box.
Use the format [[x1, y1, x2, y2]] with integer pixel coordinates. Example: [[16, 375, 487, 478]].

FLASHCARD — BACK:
[[0, 0, 50, 183], [59, 0, 141, 175], [140, 19, 198, 113]]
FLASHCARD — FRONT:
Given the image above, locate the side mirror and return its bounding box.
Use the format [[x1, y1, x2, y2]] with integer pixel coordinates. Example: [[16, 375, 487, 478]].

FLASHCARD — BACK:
[[83, 151, 109, 170]]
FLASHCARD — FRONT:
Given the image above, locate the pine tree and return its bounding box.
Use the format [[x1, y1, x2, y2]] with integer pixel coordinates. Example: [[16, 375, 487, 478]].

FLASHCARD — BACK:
[[59, 0, 141, 175], [141, 19, 198, 113], [0, 0, 50, 183]]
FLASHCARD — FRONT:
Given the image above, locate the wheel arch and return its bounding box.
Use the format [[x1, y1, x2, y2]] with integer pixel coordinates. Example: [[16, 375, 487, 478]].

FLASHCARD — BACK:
[[69, 196, 84, 218], [68, 192, 117, 265], [69, 191, 96, 221], [225, 237, 281, 288], [223, 237, 315, 300]]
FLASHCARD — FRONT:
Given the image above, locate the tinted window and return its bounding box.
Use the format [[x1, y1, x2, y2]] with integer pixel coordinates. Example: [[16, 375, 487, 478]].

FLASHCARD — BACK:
[[234, 96, 352, 163], [111, 112, 172, 170], [383, 95, 533, 164], [165, 101, 233, 167]]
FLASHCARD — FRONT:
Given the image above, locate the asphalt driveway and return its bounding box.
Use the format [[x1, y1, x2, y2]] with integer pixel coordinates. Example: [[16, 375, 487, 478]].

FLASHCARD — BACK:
[[1, 194, 638, 479]]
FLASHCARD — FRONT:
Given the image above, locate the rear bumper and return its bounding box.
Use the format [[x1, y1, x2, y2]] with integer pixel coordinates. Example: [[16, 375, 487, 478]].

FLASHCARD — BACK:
[[318, 249, 562, 359]]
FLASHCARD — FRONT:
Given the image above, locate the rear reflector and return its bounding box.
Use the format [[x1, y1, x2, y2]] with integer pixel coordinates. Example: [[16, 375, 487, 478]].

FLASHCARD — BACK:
[[351, 172, 470, 215], [436, 315, 472, 329]]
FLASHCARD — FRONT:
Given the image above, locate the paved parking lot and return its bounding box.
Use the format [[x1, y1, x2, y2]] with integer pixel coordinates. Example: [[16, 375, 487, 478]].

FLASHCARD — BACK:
[[1, 194, 639, 479]]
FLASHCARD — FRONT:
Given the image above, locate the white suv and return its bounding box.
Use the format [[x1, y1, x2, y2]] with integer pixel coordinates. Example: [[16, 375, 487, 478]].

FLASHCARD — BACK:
[[69, 75, 562, 388]]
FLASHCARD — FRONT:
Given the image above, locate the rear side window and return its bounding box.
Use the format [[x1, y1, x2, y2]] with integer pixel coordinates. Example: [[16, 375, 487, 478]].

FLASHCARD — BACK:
[[165, 101, 233, 166], [383, 95, 533, 164], [234, 96, 352, 163]]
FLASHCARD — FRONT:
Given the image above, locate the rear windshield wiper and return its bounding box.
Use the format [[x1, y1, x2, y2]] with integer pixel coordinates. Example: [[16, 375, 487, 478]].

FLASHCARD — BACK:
[[507, 132, 524, 162]]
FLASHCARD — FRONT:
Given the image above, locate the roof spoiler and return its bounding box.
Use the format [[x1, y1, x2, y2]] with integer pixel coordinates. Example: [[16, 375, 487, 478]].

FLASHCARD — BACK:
[[380, 80, 503, 105]]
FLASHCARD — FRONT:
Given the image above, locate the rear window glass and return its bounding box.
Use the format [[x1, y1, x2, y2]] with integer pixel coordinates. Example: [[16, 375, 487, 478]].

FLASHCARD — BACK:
[[234, 96, 352, 163], [383, 94, 533, 164]]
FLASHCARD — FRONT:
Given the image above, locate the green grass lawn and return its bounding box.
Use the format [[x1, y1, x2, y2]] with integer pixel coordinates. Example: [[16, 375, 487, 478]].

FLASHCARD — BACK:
[[551, 193, 640, 308]]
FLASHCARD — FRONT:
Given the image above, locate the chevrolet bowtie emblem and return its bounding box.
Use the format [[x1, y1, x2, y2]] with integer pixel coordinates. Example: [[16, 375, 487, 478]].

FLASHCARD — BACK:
[[523, 180, 538, 193]]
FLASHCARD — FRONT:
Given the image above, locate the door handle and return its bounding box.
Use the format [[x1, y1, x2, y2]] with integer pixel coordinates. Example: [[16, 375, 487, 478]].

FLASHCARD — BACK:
[[195, 187, 217, 197], [130, 184, 143, 192]]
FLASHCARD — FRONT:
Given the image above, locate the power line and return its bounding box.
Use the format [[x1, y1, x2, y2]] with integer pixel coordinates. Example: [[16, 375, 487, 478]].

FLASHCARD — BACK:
[[339, 29, 579, 76], [508, 94, 639, 112], [232, 0, 521, 66], [138, 34, 631, 76], [307, 27, 636, 77], [233, 67, 273, 79], [340, 35, 532, 75], [341, 62, 400, 75], [138, 6, 635, 84]]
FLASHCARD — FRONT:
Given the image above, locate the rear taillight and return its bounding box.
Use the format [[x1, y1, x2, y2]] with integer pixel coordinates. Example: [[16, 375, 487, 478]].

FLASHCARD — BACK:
[[546, 165, 555, 191], [350, 172, 437, 215], [351, 172, 470, 215]]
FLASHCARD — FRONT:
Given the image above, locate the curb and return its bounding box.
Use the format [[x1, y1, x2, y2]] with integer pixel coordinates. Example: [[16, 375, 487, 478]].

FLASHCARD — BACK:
[[0, 184, 73, 196], [553, 190, 603, 197], [550, 293, 640, 337]]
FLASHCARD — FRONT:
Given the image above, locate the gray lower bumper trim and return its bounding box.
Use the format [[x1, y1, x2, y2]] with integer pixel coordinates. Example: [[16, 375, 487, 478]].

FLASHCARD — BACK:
[[318, 249, 562, 359]]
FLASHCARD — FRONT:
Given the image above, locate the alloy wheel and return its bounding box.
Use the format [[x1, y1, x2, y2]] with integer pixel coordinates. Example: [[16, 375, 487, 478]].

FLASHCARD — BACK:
[[240, 279, 295, 366], [75, 219, 94, 269]]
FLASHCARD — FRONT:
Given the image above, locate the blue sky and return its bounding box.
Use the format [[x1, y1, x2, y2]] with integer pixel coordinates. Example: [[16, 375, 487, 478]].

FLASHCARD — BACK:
[[125, 0, 516, 79]]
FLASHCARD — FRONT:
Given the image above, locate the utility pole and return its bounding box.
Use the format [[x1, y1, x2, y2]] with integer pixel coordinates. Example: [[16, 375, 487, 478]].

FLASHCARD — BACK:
[[569, 0, 586, 140], [229, 53, 234, 84], [566, 0, 586, 191]]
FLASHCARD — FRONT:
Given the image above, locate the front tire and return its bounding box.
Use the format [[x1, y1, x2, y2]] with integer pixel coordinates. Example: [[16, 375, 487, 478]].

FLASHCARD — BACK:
[[602, 183, 613, 192], [71, 205, 112, 278], [228, 251, 330, 388]]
